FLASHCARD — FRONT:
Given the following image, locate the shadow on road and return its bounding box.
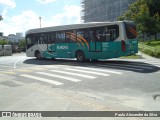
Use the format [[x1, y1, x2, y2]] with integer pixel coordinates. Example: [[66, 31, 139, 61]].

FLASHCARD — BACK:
[[23, 58, 160, 73]]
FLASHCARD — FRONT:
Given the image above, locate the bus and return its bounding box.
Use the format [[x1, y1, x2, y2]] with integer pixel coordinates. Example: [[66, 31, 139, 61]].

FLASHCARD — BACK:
[[25, 21, 138, 62]]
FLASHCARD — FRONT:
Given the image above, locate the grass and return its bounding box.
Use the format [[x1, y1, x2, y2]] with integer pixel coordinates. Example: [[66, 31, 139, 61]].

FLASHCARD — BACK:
[[120, 55, 141, 59], [139, 40, 160, 58]]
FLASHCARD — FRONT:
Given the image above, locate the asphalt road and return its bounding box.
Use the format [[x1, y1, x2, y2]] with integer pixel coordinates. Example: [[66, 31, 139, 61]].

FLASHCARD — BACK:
[[0, 53, 160, 120]]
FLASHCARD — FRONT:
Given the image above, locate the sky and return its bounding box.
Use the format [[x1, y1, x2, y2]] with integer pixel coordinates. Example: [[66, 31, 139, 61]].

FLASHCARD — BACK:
[[0, 0, 81, 36]]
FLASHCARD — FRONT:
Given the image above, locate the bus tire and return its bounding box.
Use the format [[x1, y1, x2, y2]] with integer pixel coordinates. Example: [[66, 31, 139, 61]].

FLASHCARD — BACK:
[[35, 51, 41, 60], [76, 51, 85, 62]]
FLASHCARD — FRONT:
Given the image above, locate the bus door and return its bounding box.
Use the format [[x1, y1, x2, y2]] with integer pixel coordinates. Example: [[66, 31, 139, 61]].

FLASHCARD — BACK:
[[47, 33, 56, 52], [89, 29, 102, 52]]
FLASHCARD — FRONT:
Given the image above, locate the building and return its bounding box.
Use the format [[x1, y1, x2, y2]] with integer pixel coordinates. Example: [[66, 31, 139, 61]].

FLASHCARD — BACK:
[[81, 0, 136, 23], [7, 33, 24, 43]]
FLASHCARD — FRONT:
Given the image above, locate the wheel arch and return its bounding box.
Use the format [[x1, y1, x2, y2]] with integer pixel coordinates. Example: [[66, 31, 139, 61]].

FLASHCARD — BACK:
[[75, 50, 85, 58]]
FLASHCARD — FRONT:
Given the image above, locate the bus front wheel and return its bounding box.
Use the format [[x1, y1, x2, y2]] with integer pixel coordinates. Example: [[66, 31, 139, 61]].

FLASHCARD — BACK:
[[76, 51, 85, 62], [35, 51, 41, 60]]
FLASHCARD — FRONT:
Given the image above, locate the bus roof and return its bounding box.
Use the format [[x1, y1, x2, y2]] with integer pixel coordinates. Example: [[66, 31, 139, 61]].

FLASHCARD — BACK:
[[25, 21, 123, 36]]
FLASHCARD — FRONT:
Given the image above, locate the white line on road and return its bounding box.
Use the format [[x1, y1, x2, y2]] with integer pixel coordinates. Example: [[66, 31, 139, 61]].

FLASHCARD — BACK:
[[36, 72, 81, 82], [50, 70, 96, 79], [64, 68, 110, 76], [14, 57, 27, 69], [43, 66, 59, 68], [20, 74, 63, 85], [76, 67, 122, 74], [94, 64, 143, 71]]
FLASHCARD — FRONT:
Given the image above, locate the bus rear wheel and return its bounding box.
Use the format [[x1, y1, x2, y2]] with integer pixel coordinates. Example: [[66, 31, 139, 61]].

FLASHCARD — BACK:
[[35, 51, 41, 60], [76, 51, 85, 62]]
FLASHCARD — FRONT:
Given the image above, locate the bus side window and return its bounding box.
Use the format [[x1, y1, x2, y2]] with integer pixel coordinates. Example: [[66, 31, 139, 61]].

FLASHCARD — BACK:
[[77, 30, 84, 43], [105, 25, 119, 42], [96, 28, 105, 42], [56, 32, 66, 43], [66, 30, 77, 43], [89, 29, 96, 42], [33, 36, 38, 44]]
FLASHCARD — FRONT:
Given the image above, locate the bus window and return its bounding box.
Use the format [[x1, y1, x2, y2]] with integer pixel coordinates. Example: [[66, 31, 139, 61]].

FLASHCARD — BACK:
[[77, 30, 84, 43], [48, 33, 55, 43], [27, 37, 31, 44], [26, 37, 34, 49], [96, 27, 105, 42], [56, 32, 66, 43], [89, 29, 96, 42], [124, 21, 137, 39], [83, 29, 89, 42], [105, 25, 119, 42], [66, 30, 77, 43]]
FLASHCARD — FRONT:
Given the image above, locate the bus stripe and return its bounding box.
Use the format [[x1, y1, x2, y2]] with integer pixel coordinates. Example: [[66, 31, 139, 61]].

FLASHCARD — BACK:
[[50, 70, 96, 79], [20, 74, 63, 85], [36, 72, 81, 82], [64, 68, 110, 76]]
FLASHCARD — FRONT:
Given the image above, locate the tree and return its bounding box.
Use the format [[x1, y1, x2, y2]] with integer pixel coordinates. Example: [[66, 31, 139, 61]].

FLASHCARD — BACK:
[[118, 0, 160, 40], [18, 39, 26, 49], [0, 39, 9, 45]]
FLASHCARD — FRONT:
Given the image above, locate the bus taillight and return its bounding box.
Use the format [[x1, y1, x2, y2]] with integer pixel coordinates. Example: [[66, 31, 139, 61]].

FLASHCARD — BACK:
[[122, 40, 126, 52]]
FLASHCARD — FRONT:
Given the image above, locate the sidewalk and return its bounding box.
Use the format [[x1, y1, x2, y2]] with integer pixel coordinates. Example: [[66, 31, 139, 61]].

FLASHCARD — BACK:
[[137, 51, 160, 61]]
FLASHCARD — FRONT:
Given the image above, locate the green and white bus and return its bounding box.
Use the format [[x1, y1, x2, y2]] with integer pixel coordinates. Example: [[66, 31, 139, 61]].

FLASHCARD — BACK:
[[25, 21, 138, 61]]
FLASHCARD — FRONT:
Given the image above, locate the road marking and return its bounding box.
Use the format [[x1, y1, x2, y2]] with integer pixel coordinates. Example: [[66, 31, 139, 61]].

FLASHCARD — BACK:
[[14, 57, 27, 69], [20, 74, 63, 85], [94, 64, 143, 71], [64, 68, 110, 76], [36, 72, 81, 82], [50, 70, 96, 79], [15, 69, 32, 72], [0, 71, 17, 74], [31, 67, 47, 70], [76, 67, 122, 74], [43, 66, 59, 68]]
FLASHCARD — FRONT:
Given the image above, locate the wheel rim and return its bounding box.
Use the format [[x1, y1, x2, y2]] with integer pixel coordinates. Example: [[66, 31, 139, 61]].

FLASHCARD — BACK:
[[77, 52, 84, 62], [78, 55, 82, 61]]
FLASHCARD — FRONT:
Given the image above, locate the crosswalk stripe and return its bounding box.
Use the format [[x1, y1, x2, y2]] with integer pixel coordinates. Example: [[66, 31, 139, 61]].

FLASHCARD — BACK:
[[0, 71, 17, 74], [31, 68, 47, 70], [36, 72, 81, 82], [95, 64, 143, 71], [76, 67, 122, 74], [43, 66, 59, 68], [15, 69, 32, 72], [64, 68, 110, 76], [50, 70, 96, 79], [20, 74, 63, 85]]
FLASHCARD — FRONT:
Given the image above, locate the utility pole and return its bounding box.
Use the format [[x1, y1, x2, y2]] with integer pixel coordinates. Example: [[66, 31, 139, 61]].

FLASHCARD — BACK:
[[39, 16, 41, 28]]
